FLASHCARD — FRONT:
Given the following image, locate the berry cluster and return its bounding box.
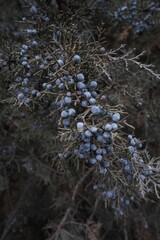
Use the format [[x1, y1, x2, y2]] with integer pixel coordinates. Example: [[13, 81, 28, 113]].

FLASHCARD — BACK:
[[92, 133, 155, 216], [114, 0, 160, 34], [3, 2, 160, 217]]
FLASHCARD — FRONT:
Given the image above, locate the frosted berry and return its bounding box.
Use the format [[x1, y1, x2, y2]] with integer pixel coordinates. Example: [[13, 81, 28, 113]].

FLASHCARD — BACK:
[[73, 55, 81, 63]]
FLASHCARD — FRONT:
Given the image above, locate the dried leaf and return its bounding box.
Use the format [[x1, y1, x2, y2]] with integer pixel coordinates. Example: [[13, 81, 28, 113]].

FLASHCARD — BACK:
[[86, 219, 102, 240], [117, 26, 132, 43]]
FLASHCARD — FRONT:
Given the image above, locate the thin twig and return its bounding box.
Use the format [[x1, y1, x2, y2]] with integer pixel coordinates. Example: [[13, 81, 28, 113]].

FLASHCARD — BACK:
[[48, 166, 95, 240]]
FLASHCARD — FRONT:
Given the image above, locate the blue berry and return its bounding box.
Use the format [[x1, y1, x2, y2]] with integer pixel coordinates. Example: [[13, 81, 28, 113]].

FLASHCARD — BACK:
[[35, 55, 42, 61], [102, 190, 115, 199], [63, 151, 71, 159], [25, 98, 30, 104], [73, 55, 81, 63], [76, 73, 85, 82], [88, 81, 98, 89], [81, 101, 88, 108], [39, 64, 45, 69], [89, 158, 97, 164], [81, 88, 87, 93], [114, 208, 124, 216], [124, 164, 132, 173], [104, 124, 112, 131], [96, 148, 102, 154], [56, 79, 61, 86], [67, 91, 72, 96], [30, 5, 37, 15], [77, 82, 86, 90], [44, 60, 48, 65], [91, 144, 97, 151], [55, 30, 61, 41], [141, 166, 153, 176], [31, 89, 37, 96], [64, 96, 72, 105], [26, 64, 31, 69], [17, 93, 24, 100], [128, 135, 133, 140], [26, 29, 37, 35], [91, 106, 101, 115], [21, 61, 28, 66], [79, 154, 84, 159], [32, 40, 38, 46], [74, 149, 79, 155], [91, 91, 98, 97], [23, 87, 29, 94], [84, 91, 92, 99], [97, 135, 104, 143], [42, 83, 47, 89], [22, 44, 28, 50], [84, 143, 91, 151], [103, 161, 110, 168], [99, 166, 108, 174], [57, 59, 64, 66], [112, 113, 121, 122], [130, 138, 136, 146], [90, 126, 98, 133], [96, 154, 102, 161], [67, 76, 74, 84], [102, 148, 107, 155], [15, 77, 22, 82], [61, 110, 68, 118], [111, 123, 118, 130], [84, 130, 92, 138], [89, 98, 96, 105], [36, 92, 41, 98], [46, 84, 53, 91], [93, 185, 98, 190], [26, 72, 31, 77], [77, 122, 84, 130], [103, 132, 110, 139], [128, 146, 135, 153], [68, 108, 76, 117], [43, 16, 50, 22], [63, 119, 70, 127], [22, 79, 29, 86], [118, 158, 128, 166], [58, 83, 65, 90], [124, 199, 130, 205], [100, 47, 106, 53], [22, 57, 28, 61]]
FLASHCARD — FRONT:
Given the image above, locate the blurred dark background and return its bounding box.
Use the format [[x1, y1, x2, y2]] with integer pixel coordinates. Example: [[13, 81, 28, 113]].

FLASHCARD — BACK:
[[0, 1, 160, 239]]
